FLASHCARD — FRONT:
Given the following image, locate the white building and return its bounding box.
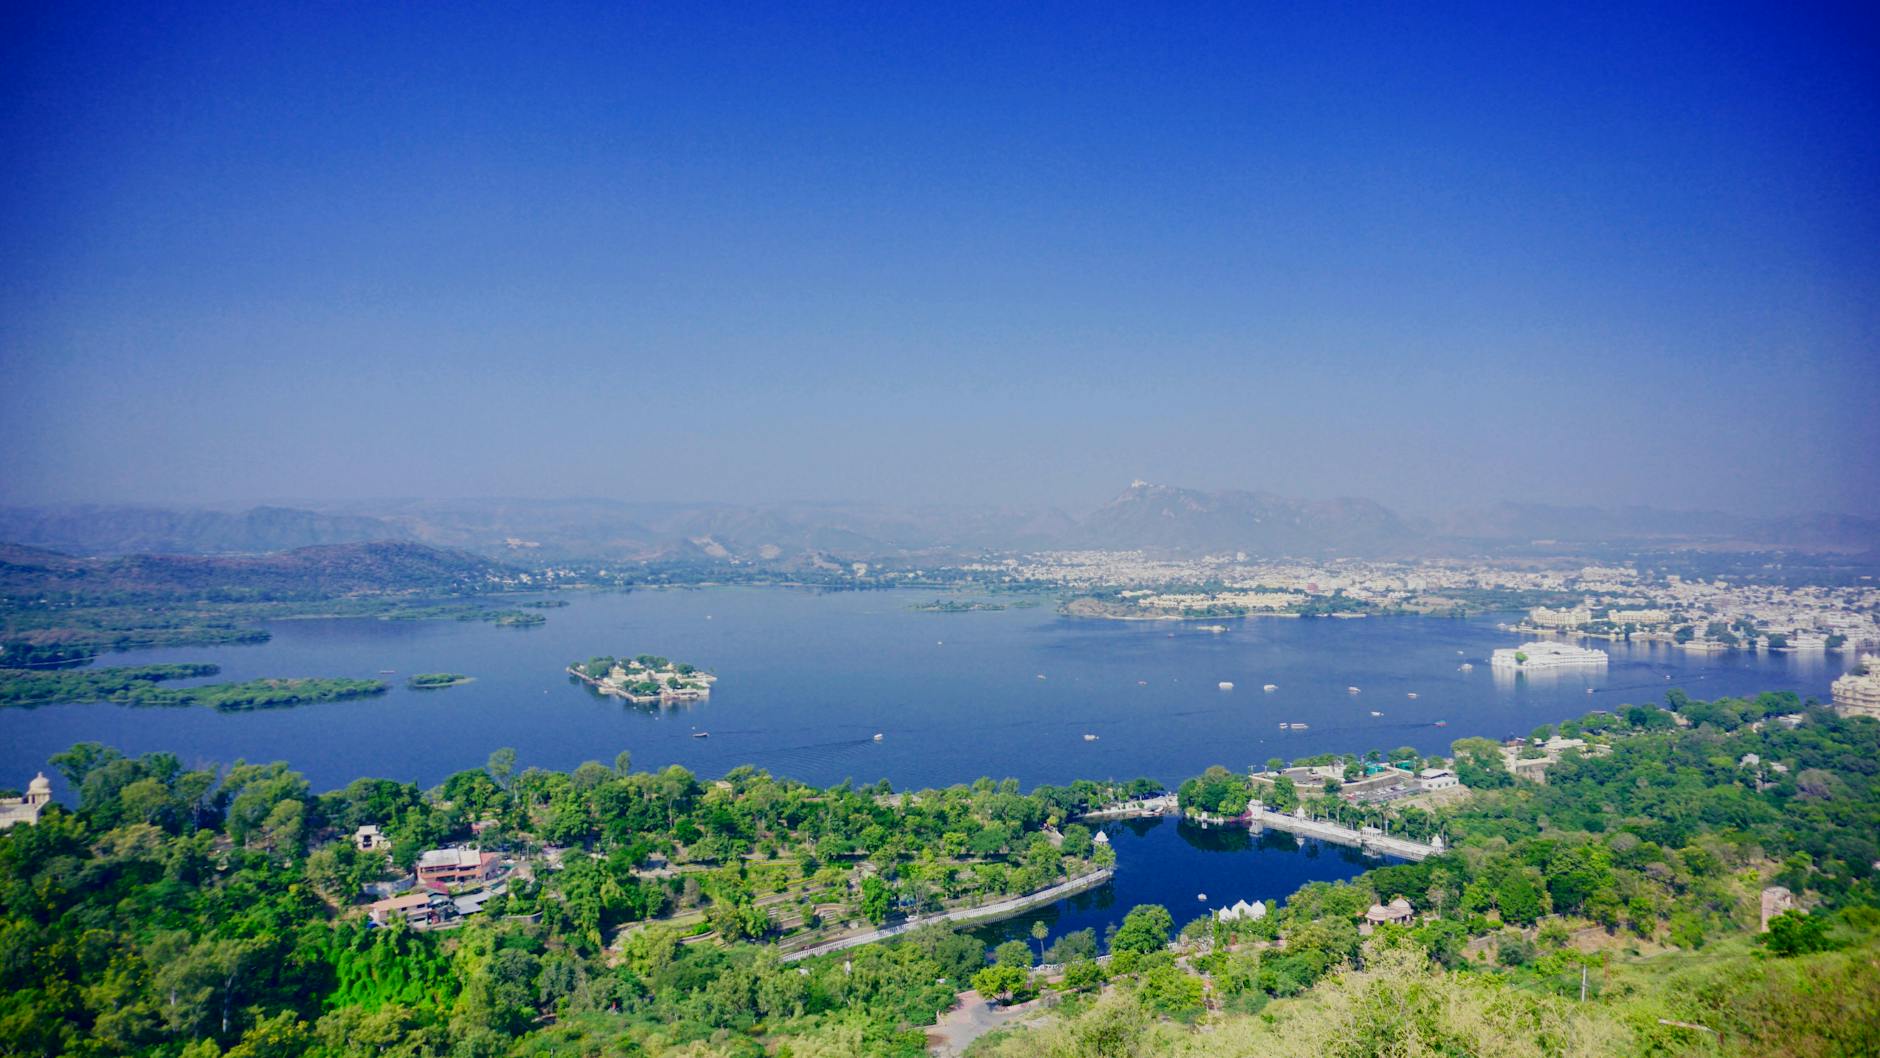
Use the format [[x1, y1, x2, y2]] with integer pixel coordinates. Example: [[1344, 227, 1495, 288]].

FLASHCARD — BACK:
[[1831, 655, 1880, 719], [1215, 899, 1267, 922], [1417, 768, 1459, 791], [1607, 608, 1671, 626], [1529, 605, 1592, 629], [1491, 641, 1609, 671], [0, 773, 52, 829]]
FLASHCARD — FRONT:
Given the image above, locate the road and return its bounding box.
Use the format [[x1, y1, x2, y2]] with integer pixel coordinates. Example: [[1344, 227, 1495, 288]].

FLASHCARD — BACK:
[[780, 869, 1114, 962]]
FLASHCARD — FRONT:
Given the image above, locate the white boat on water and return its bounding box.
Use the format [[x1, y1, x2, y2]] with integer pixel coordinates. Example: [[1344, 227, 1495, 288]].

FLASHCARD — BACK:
[[1218, 681, 1235, 690], [1458, 663, 1474, 672], [1370, 710, 1383, 717], [1083, 733, 1099, 742], [1407, 692, 1418, 699], [1290, 722, 1309, 730], [872, 733, 884, 742], [1263, 683, 1278, 692], [1347, 686, 1361, 694]]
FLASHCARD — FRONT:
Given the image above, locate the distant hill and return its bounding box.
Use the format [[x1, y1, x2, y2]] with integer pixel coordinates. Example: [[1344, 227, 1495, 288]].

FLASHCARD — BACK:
[[0, 505, 408, 556], [1434, 502, 1880, 552], [4, 489, 1870, 564], [350, 498, 1079, 562], [0, 541, 509, 603], [1070, 482, 1419, 555]]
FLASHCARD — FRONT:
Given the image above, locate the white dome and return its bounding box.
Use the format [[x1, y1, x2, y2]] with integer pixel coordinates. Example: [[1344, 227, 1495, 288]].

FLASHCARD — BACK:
[[27, 773, 51, 795]]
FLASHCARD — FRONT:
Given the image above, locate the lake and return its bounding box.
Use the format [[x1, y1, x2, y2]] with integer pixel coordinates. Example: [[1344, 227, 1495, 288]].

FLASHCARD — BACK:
[[0, 587, 1853, 799], [971, 815, 1388, 953]]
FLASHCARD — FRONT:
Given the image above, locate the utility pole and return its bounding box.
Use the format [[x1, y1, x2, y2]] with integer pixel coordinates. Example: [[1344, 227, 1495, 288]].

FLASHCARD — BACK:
[[1579, 963, 1588, 1003]]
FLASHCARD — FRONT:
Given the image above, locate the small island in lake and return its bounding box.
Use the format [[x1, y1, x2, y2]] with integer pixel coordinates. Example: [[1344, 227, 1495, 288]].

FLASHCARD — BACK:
[[912, 598, 1007, 613], [568, 654, 715, 703], [0, 663, 388, 711], [406, 672, 475, 690]]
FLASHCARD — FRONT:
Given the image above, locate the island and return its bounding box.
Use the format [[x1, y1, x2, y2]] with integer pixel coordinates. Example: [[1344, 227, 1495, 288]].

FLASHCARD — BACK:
[[1489, 640, 1609, 671], [406, 672, 475, 691], [567, 654, 716, 703], [0, 664, 388, 710], [911, 598, 1009, 613]]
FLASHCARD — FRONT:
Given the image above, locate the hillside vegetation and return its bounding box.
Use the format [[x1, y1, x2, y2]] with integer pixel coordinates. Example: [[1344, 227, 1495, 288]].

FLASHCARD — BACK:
[[0, 693, 1872, 1057]]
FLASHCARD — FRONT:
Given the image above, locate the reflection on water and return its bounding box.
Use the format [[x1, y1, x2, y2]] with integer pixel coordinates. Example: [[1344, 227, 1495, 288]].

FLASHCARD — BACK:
[[0, 588, 1856, 797], [969, 816, 1380, 953]]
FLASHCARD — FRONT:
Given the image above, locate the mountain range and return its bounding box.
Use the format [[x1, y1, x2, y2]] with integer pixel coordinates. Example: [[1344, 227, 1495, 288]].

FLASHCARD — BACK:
[[0, 540, 509, 603], [1, 484, 1874, 562]]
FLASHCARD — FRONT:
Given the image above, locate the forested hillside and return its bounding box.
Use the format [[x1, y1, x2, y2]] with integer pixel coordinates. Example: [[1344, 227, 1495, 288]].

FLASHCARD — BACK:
[[0, 693, 1874, 1057]]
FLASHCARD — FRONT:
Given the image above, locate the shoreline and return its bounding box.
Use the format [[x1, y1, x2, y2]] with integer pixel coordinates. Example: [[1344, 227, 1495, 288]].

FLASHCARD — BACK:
[[779, 868, 1115, 962]]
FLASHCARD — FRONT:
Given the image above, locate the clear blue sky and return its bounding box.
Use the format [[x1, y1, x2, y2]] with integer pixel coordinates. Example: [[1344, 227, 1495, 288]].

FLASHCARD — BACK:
[[3, 3, 1876, 516]]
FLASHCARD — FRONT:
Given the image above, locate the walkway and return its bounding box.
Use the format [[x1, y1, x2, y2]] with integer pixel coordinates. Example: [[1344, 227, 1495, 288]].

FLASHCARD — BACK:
[[1076, 794, 1177, 820], [780, 869, 1114, 962], [1248, 806, 1441, 860]]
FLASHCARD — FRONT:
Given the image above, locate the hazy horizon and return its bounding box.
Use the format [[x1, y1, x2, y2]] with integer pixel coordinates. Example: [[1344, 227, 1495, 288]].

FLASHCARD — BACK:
[[5, 5, 1877, 517], [5, 480, 1880, 528]]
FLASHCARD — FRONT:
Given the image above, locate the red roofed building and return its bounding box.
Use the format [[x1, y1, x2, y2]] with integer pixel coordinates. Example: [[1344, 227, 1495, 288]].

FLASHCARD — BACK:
[[416, 847, 500, 889]]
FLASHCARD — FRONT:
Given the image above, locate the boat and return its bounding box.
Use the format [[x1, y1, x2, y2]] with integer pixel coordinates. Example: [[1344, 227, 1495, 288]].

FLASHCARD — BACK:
[[1458, 663, 1473, 672], [1199, 624, 1227, 634], [872, 733, 884, 742], [1137, 680, 1148, 685], [1406, 692, 1418, 699], [1197, 893, 1207, 901], [1263, 683, 1278, 692], [1347, 686, 1361, 694], [1290, 722, 1309, 730], [1218, 681, 1235, 690], [1278, 722, 1290, 730], [1083, 733, 1099, 742], [692, 731, 710, 739], [1369, 710, 1383, 717], [378, 669, 396, 674], [1036, 674, 1047, 680], [1433, 720, 1448, 727]]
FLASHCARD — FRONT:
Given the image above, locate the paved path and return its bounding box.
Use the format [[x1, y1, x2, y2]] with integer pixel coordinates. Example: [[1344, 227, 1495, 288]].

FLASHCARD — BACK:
[[1249, 807, 1441, 860], [781, 869, 1114, 962]]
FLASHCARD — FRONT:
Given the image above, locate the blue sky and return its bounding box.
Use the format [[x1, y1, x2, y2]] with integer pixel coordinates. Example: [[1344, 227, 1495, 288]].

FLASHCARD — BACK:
[[3, 3, 1876, 515]]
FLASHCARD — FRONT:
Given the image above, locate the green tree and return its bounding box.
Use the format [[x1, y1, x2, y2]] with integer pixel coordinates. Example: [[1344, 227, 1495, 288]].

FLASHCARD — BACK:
[[971, 964, 1028, 1004], [995, 939, 1033, 969], [1110, 904, 1174, 955], [859, 875, 892, 926], [1764, 911, 1831, 957], [1496, 873, 1547, 926]]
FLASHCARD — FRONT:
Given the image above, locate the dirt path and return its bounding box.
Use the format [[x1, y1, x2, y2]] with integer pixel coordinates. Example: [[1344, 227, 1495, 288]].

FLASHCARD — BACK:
[[927, 992, 1052, 1057]]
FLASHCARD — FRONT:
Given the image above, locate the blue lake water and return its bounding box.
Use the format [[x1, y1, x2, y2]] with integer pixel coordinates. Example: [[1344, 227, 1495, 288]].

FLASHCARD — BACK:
[[972, 816, 1386, 952], [0, 587, 1852, 800]]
